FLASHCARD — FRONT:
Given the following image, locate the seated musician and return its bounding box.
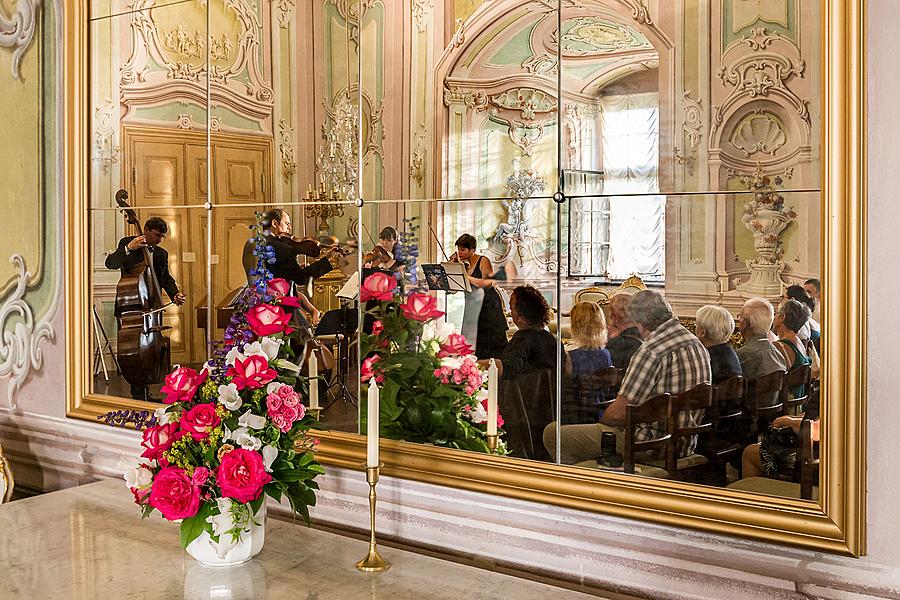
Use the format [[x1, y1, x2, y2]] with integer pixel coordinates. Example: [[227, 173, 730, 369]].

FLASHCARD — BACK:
[[105, 216, 185, 400], [363, 226, 402, 271]]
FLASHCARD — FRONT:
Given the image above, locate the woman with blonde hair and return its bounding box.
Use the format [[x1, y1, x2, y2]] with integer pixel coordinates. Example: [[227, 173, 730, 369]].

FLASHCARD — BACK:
[[566, 301, 612, 377]]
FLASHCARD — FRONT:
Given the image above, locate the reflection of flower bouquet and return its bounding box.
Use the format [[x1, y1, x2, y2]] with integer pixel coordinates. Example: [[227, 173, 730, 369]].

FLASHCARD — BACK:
[[360, 272, 506, 454], [124, 217, 323, 556]]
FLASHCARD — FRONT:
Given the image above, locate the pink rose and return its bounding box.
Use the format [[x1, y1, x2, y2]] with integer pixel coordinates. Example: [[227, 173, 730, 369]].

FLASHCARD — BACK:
[[191, 467, 209, 486], [400, 293, 445, 322], [140, 422, 180, 462], [179, 403, 220, 441], [481, 398, 504, 428], [361, 355, 383, 383], [266, 384, 305, 432], [360, 272, 395, 302], [267, 278, 300, 308], [149, 467, 202, 521], [217, 448, 272, 503], [371, 320, 384, 336], [246, 304, 295, 337], [439, 333, 473, 357], [131, 487, 151, 505], [227, 355, 278, 390], [160, 365, 208, 404]]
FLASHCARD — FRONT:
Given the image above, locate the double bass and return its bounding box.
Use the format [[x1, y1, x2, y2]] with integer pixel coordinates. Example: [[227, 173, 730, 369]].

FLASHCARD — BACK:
[[113, 190, 171, 393]]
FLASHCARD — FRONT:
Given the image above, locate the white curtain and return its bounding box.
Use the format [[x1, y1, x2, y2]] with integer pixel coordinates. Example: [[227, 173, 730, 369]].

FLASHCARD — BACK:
[[600, 92, 665, 280]]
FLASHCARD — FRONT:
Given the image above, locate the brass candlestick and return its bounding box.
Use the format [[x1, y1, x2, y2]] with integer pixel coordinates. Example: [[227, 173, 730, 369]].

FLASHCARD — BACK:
[[356, 465, 391, 572], [486, 434, 499, 453], [306, 407, 322, 422]]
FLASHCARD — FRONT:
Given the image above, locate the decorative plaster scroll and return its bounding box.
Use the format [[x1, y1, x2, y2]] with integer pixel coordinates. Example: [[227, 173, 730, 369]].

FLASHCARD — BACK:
[[624, 0, 654, 25], [0, 255, 54, 410], [507, 123, 546, 157], [744, 27, 782, 51], [412, 0, 435, 34], [277, 0, 295, 28], [93, 101, 120, 174], [451, 18, 465, 49], [489, 88, 557, 121], [278, 119, 297, 183], [409, 123, 427, 187], [328, 0, 371, 46], [522, 53, 557, 75], [0, 0, 39, 81], [674, 90, 702, 176], [729, 110, 787, 157]]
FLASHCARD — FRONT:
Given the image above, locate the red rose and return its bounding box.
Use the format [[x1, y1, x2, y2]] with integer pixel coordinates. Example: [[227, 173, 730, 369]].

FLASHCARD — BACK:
[[191, 467, 209, 486], [361, 355, 383, 383], [149, 466, 202, 521], [360, 272, 395, 302], [160, 365, 208, 404], [439, 333, 473, 357], [227, 354, 278, 390], [371, 320, 384, 336], [179, 403, 221, 441], [216, 448, 272, 503], [140, 422, 180, 462], [246, 304, 294, 337], [267, 278, 300, 308], [480, 398, 505, 428], [401, 293, 445, 322]]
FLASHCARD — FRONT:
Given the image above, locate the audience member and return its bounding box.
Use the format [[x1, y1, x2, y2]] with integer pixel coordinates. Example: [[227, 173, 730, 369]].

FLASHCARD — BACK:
[[566, 302, 612, 376], [803, 278, 821, 322], [741, 415, 819, 479], [774, 299, 813, 403], [487, 285, 559, 379], [735, 297, 786, 382], [694, 305, 742, 384], [784, 284, 819, 349], [545, 290, 711, 463], [605, 293, 643, 371]]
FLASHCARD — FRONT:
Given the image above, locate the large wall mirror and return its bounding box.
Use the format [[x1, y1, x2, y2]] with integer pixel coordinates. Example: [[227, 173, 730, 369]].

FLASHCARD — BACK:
[[66, 0, 865, 555]]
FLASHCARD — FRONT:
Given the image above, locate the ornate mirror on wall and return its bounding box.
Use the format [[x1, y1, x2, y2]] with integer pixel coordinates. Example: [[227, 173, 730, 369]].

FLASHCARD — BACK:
[[66, 0, 866, 556]]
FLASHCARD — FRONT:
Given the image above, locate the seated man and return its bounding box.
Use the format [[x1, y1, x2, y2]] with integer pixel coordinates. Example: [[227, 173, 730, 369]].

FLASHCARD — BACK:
[[735, 297, 787, 384], [546, 290, 711, 464], [605, 293, 643, 371]]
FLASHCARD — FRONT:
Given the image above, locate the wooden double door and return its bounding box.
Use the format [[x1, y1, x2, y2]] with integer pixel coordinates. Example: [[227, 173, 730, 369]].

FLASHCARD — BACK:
[[122, 125, 273, 366]]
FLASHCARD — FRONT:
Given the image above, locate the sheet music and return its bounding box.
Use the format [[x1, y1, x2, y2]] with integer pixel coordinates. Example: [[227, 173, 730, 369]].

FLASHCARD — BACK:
[[336, 272, 360, 300]]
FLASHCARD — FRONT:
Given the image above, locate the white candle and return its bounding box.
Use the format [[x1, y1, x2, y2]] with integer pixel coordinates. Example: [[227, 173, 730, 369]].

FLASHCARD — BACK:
[[367, 383, 379, 467], [487, 359, 498, 436], [308, 353, 319, 410]]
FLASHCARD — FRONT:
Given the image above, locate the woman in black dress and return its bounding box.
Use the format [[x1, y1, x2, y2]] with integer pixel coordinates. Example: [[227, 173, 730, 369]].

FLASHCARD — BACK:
[[451, 234, 508, 359]]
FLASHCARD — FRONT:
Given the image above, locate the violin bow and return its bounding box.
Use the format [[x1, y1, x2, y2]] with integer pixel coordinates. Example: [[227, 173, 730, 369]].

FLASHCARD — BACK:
[[427, 220, 450, 261]]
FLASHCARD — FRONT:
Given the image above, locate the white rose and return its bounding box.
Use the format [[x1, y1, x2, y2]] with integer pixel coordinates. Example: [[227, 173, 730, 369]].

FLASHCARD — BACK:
[[238, 410, 267, 431], [124, 465, 153, 489], [262, 445, 278, 473], [240, 341, 270, 361], [258, 337, 284, 361], [217, 383, 243, 411], [422, 320, 455, 343], [153, 406, 177, 424], [266, 382, 284, 395], [467, 401, 488, 424], [224, 346, 244, 366], [440, 356, 464, 371]]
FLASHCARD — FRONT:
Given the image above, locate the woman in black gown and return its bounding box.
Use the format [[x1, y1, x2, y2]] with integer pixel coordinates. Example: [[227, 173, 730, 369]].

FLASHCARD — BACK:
[[451, 234, 509, 359]]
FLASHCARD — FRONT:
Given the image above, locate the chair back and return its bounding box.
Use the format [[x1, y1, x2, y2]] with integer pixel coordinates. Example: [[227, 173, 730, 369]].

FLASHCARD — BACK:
[[745, 370, 786, 436], [781, 364, 812, 414], [799, 418, 819, 500], [667, 384, 714, 473], [499, 369, 556, 461], [561, 367, 623, 425], [624, 393, 671, 474]]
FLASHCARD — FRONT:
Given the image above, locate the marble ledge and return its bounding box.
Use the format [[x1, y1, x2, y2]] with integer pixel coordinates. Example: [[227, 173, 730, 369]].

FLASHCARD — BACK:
[[0, 479, 621, 600]]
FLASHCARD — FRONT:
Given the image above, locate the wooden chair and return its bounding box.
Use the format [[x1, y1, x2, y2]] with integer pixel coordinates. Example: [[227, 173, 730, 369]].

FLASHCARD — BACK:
[[624, 393, 672, 475], [781, 364, 812, 415], [561, 367, 623, 425], [657, 384, 714, 481], [703, 376, 745, 485], [799, 418, 819, 500], [499, 369, 556, 462], [744, 370, 786, 440]]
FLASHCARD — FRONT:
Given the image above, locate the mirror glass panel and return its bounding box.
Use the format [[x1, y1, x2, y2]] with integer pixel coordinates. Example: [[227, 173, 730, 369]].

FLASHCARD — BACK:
[[86, 0, 826, 502]]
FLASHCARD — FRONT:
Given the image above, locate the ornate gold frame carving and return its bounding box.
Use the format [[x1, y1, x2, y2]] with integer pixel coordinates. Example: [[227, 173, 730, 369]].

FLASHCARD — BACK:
[[64, 1, 866, 556]]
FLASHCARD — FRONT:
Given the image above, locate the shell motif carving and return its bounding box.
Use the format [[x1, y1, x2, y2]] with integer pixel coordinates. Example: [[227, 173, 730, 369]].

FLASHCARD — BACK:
[[729, 112, 787, 157]]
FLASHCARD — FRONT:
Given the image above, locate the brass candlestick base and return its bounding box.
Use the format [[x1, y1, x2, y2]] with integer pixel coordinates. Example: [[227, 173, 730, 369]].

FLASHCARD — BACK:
[[486, 434, 499, 453], [356, 465, 391, 572], [307, 407, 323, 422]]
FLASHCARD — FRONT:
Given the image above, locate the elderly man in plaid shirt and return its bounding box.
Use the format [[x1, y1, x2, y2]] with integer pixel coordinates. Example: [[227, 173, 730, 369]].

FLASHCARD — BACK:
[[545, 290, 711, 464]]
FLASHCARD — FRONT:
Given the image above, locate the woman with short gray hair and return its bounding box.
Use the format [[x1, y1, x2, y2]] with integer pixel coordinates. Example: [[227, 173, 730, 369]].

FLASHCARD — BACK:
[[695, 305, 742, 384], [774, 298, 812, 376]]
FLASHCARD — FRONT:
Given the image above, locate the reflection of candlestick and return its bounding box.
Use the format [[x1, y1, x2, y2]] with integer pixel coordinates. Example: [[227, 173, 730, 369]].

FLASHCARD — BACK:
[[487, 360, 498, 437], [309, 354, 319, 410], [367, 384, 379, 468]]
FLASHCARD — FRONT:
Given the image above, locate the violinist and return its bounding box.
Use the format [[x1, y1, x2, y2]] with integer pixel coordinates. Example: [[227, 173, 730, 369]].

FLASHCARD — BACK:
[[363, 226, 401, 271], [242, 208, 336, 291], [450, 234, 508, 359], [105, 216, 184, 400]]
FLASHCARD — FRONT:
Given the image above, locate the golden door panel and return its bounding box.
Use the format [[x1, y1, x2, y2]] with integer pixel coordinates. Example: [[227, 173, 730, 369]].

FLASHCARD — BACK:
[[130, 141, 185, 206]]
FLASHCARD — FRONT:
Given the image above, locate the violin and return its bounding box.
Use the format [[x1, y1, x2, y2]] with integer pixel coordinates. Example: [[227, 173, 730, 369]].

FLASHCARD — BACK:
[[362, 245, 394, 268], [282, 235, 352, 259]]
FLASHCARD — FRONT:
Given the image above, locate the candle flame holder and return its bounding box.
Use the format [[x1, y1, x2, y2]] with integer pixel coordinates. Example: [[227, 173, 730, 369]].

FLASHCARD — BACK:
[[356, 464, 391, 572], [486, 434, 499, 454]]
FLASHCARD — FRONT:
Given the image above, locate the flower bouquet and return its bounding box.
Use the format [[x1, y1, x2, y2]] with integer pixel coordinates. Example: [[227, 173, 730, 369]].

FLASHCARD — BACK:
[[123, 220, 324, 564], [359, 271, 505, 454]]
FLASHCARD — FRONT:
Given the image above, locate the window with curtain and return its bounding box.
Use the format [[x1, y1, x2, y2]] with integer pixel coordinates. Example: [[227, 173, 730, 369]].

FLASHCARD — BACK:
[[569, 91, 665, 280]]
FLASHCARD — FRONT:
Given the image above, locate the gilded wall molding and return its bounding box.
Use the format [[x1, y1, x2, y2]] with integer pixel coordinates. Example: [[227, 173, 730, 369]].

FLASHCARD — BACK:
[[0, 255, 54, 410], [0, 0, 40, 81]]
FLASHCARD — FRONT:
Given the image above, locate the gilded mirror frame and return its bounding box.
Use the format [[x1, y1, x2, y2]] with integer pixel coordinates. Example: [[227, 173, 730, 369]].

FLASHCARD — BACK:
[[64, 1, 866, 555]]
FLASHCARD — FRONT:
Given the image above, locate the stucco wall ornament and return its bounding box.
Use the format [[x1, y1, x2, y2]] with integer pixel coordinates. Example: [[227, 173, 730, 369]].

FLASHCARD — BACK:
[[278, 119, 297, 183], [276, 0, 295, 28], [412, 0, 435, 33], [729, 110, 787, 157], [409, 123, 427, 187], [93, 101, 121, 174], [488, 167, 556, 276], [0, 255, 54, 410], [674, 90, 702, 175], [0, 0, 40, 81]]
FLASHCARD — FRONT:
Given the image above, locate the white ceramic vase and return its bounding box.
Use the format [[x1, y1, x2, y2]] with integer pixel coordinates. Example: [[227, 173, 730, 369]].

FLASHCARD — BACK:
[[186, 503, 267, 567]]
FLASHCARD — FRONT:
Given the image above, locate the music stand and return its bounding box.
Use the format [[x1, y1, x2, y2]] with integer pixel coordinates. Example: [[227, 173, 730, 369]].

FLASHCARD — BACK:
[[421, 262, 471, 293], [315, 306, 359, 410]]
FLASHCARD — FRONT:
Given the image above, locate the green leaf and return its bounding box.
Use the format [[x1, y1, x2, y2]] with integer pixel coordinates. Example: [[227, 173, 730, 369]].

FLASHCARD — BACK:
[[249, 495, 264, 515], [180, 513, 208, 549]]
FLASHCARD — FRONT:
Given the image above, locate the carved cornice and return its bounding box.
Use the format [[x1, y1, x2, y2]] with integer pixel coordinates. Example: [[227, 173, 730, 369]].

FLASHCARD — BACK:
[[0, 255, 54, 410], [0, 0, 40, 81]]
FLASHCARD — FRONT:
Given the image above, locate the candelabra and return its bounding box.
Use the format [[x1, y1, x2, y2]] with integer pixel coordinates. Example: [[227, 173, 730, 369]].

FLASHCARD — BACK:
[[303, 183, 345, 240]]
